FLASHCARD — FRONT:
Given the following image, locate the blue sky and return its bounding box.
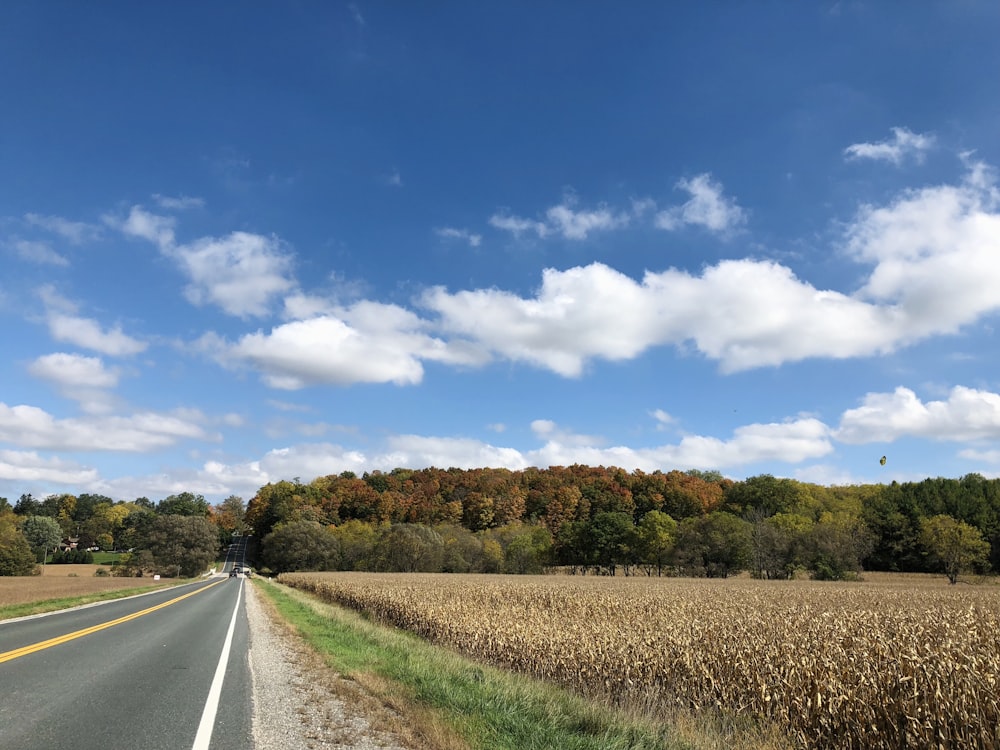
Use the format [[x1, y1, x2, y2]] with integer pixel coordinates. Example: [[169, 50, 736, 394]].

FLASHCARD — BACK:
[[3, 1, 1000, 504]]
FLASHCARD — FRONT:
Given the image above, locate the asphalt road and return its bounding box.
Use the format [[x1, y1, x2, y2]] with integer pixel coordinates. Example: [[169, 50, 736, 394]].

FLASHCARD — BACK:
[[0, 575, 253, 750]]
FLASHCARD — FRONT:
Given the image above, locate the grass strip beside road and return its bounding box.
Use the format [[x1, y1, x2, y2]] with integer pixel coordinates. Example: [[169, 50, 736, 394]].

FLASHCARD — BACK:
[[0, 583, 180, 621], [255, 578, 688, 750]]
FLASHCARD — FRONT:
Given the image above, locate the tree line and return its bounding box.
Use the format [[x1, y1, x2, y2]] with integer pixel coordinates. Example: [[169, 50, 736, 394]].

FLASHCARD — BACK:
[[1, 467, 996, 582], [0, 492, 246, 577], [246, 467, 996, 581]]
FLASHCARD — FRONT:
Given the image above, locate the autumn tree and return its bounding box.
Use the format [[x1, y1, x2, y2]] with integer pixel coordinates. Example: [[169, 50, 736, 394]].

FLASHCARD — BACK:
[[213, 495, 246, 535]]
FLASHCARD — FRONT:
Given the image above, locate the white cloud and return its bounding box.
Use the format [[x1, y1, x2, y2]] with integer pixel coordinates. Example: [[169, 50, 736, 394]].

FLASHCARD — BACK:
[[424, 162, 1000, 375], [0, 450, 99, 484], [490, 199, 630, 241], [844, 126, 935, 165], [39, 287, 148, 357], [526, 417, 832, 470], [204, 301, 487, 389], [152, 194, 205, 210], [489, 212, 550, 238], [651, 409, 675, 430], [28, 353, 119, 389], [0, 403, 213, 452], [171, 231, 296, 318], [384, 435, 530, 470], [110, 205, 297, 318], [436, 227, 482, 247], [24, 213, 101, 244], [846, 162, 1000, 338], [13, 239, 68, 266], [544, 203, 630, 239], [836, 386, 1000, 443], [45, 313, 148, 356], [112, 205, 177, 247], [422, 260, 886, 376], [655, 173, 747, 233]]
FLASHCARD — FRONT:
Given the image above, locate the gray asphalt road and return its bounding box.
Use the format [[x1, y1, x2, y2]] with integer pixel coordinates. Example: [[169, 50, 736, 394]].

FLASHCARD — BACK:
[[0, 576, 252, 750]]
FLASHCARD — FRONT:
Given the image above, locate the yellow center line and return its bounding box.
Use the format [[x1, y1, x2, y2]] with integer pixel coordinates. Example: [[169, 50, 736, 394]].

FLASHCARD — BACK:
[[0, 578, 228, 665]]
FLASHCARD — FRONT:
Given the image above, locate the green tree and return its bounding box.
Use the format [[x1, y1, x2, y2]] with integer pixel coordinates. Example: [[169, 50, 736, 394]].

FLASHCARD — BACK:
[[675, 512, 752, 578], [20, 515, 64, 562], [13, 493, 40, 516], [0, 512, 36, 575], [330, 520, 380, 570], [156, 492, 210, 516], [920, 514, 991, 584], [805, 514, 875, 581], [262, 521, 340, 574], [636, 510, 677, 576], [145, 515, 219, 577], [373, 524, 444, 572], [498, 524, 552, 574]]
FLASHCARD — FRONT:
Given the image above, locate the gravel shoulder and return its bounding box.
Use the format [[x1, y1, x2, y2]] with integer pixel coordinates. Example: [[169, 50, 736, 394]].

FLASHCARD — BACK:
[[245, 580, 418, 750]]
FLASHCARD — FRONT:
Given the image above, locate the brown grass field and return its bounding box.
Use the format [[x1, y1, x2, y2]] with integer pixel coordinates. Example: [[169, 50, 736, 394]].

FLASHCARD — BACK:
[[281, 571, 1000, 750], [0, 564, 172, 608]]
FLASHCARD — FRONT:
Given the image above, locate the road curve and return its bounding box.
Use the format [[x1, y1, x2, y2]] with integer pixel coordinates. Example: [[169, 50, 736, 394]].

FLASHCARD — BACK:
[[0, 576, 252, 750]]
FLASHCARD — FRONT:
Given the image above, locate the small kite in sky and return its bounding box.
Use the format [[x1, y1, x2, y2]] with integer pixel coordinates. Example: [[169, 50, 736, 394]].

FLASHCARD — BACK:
[[880, 456, 887, 466]]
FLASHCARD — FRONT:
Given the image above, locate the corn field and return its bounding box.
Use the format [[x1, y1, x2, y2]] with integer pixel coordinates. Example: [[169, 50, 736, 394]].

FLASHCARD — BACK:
[[280, 572, 1000, 749]]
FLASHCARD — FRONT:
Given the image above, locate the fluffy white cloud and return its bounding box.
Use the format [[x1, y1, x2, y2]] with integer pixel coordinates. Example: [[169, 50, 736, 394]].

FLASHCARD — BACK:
[[836, 386, 1000, 443], [113, 205, 177, 247], [846, 163, 1000, 338], [0, 403, 213, 452], [383, 435, 530, 470], [111, 205, 296, 318], [844, 127, 935, 165], [655, 173, 746, 233], [423, 163, 1000, 375], [207, 300, 487, 389], [0, 450, 99, 484], [46, 313, 148, 356], [171, 231, 295, 318], [28, 352, 119, 389], [39, 287, 148, 356], [526, 417, 833, 470], [422, 260, 888, 375]]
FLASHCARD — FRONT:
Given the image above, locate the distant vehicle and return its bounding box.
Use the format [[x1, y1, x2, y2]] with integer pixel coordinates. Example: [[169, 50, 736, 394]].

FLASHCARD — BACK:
[[229, 569, 239, 577], [244, 568, 252, 578]]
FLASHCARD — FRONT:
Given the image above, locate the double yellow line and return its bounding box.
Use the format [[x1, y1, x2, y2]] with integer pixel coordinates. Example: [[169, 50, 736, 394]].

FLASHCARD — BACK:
[[0, 578, 227, 665]]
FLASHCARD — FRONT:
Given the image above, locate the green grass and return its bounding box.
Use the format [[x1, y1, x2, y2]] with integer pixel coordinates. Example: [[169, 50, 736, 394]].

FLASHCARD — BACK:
[[91, 551, 123, 565], [0, 585, 174, 620], [255, 578, 690, 750]]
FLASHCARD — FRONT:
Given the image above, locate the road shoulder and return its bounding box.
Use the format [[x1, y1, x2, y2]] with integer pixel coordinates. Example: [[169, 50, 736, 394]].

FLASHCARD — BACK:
[[245, 580, 416, 750]]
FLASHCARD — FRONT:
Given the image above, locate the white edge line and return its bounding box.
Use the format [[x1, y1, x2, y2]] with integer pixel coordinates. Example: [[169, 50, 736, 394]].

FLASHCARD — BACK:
[[192, 579, 244, 750]]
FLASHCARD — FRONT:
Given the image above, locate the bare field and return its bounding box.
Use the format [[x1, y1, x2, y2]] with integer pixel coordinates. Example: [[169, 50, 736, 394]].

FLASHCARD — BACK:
[[0, 565, 169, 607], [281, 572, 1000, 750]]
